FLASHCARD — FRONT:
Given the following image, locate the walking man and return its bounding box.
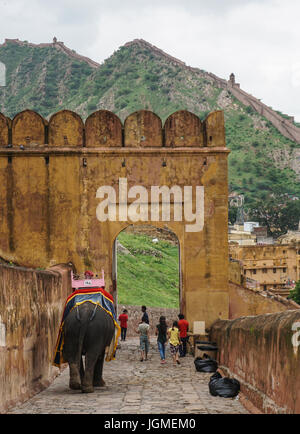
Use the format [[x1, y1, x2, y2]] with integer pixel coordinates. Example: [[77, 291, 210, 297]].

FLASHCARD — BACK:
[[136, 317, 150, 361], [118, 309, 128, 341], [178, 313, 189, 357]]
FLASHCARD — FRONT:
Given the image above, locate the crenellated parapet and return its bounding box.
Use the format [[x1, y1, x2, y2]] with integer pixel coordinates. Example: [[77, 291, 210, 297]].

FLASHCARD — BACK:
[[0, 109, 226, 150], [0, 108, 229, 328]]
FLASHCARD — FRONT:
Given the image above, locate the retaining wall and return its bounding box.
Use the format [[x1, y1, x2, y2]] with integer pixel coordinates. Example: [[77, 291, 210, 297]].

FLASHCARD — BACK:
[[117, 304, 179, 338], [0, 263, 71, 413], [229, 281, 299, 318], [210, 310, 300, 414]]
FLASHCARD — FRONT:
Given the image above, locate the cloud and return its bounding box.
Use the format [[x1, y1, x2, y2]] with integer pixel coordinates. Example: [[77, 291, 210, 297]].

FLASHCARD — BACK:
[[85, 0, 300, 119], [0, 0, 102, 51], [0, 0, 299, 120]]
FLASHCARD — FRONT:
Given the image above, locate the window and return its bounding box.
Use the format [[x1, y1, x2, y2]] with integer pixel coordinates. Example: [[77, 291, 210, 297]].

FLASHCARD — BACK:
[[253, 269, 257, 275], [263, 268, 267, 274], [273, 268, 276, 274], [283, 268, 287, 273]]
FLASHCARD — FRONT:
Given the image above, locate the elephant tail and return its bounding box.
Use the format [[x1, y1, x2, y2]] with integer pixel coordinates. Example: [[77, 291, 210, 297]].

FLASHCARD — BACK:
[[76, 305, 90, 356]]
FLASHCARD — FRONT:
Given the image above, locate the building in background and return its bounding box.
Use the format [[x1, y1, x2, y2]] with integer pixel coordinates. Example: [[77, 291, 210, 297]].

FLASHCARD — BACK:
[[228, 221, 273, 246], [229, 243, 300, 297]]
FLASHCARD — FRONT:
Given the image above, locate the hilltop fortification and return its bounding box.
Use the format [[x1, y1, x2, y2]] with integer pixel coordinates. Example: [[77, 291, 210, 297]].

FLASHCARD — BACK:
[[2, 37, 100, 68], [124, 39, 300, 143]]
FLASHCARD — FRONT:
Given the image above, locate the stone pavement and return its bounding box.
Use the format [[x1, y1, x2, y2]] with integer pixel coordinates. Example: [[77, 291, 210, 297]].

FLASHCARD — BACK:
[[8, 337, 249, 414]]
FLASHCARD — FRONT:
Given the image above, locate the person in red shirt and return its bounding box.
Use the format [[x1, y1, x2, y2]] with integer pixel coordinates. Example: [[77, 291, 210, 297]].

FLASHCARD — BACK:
[[178, 313, 189, 357], [118, 309, 128, 341]]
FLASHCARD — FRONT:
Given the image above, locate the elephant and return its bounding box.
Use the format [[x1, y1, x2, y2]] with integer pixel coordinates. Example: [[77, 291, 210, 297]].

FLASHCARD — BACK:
[[62, 301, 115, 393]]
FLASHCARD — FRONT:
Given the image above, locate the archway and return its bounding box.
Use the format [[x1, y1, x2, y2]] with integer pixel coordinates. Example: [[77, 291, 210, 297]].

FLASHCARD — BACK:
[[0, 108, 230, 328], [112, 224, 181, 316]]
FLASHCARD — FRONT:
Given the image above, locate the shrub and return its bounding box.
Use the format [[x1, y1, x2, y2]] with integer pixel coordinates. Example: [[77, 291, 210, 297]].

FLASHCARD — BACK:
[[117, 88, 131, 97], [87, 103, 97, 111], [149, 84, 158, 91], [245, 106, 255, 114], [289, 281, 300, 304], [144, 73, 159, 83]]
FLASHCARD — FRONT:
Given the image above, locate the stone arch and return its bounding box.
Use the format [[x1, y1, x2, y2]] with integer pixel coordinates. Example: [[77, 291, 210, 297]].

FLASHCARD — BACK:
[[0, 112, 9, 146], [12, 110, 47, 146], [0, 108, 229, 328], [204, 111, 225, 147], [48, 110, 84, 147], [164, 110, 203, 147], [124, 110, 162, 147], [111, 221, 181, 251], [85, 110, 122, 147]]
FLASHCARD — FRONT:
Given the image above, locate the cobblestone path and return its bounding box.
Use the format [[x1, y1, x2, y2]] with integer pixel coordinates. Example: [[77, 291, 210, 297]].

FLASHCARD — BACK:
[[8, 337, 249, 414]]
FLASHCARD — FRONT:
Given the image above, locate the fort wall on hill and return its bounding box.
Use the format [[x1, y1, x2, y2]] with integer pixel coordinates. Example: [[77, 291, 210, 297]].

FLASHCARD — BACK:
[[2, 38, 299, 143], [125, 39, 300, 144], [1, 38, 100, 69]]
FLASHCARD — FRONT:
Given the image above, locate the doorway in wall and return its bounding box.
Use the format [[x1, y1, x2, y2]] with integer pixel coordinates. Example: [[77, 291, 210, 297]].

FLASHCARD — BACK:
[[112, 225, 181, 313]]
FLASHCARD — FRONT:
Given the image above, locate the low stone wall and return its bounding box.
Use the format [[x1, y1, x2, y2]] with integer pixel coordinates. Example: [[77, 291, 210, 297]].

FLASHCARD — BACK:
[[0, 263, 71, 413], [117, 305, 179, 337], [210, 310, 300, 414], [229, 281, 299, 318]]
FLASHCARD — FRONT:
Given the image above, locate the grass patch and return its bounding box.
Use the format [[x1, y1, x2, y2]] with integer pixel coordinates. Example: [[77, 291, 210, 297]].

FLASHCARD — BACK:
[[116, 231, 179, 309]]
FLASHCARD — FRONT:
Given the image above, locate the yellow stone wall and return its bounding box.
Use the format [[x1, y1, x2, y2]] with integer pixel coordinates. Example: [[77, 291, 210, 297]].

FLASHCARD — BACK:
[[0, 109, 230, 327]]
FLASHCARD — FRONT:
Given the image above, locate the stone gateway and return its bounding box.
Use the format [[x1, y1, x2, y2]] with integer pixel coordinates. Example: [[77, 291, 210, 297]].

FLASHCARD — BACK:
[[0, 108, 230, 327]]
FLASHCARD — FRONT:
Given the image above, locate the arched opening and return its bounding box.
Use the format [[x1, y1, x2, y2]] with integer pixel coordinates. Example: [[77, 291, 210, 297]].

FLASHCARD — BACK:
[[112, 224, 181, 315]]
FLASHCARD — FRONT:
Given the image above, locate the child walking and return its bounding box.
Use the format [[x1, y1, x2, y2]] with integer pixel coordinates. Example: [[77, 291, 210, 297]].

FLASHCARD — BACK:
[[136, 318, 150, 361], [167, 321, 181, 365], [155, 316, 167, 364]]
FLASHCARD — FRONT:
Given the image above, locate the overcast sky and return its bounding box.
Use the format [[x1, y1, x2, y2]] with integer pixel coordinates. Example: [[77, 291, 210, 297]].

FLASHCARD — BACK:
[[0, 0, 299, 121]]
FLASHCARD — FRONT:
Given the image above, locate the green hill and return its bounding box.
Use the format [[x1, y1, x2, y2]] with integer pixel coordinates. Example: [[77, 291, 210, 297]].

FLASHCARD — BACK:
[[116, 231, 179, 309], [0, 38, 299, 216]]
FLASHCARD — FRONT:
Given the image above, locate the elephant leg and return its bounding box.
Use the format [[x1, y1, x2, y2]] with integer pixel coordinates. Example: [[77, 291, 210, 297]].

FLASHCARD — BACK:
[[81, 353, 98, 393], [93, 352, 106, 387], [80, 356, 85, 382], [69, 362, 81, 390]]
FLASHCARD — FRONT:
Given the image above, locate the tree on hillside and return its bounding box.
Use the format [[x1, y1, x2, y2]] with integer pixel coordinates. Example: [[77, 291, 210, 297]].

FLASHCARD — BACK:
[[228, 206, 238, 225], [289, 280, 300, 305], [249, 195, 300, 238]]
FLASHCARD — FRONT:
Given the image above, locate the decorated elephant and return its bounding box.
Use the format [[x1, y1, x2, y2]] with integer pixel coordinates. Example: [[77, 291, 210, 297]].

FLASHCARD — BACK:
[[53, 286, 120, 393], [63, 301, 115, 393]]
